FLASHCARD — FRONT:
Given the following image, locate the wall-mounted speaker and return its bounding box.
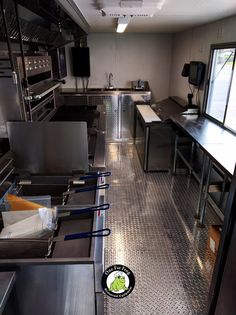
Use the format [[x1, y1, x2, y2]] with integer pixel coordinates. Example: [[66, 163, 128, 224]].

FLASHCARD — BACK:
[[71, 47, 90, 77], [181, 63, 190, 77]]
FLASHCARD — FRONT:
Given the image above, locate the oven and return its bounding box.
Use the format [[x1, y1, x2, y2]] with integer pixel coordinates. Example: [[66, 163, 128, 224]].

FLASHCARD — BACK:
[[16, 55, 61, 121]]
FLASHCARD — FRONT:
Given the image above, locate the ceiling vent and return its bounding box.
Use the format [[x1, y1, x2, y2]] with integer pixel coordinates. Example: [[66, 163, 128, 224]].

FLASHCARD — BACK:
[[102, 0, 164, 17]]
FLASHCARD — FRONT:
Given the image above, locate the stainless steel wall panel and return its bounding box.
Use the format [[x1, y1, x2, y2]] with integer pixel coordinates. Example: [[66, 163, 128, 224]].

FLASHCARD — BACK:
[[14, 264, 95, 315], [104, 95, 119, 142], [120, 94, 135, 141], [88, 95, 105, 106], [64, 95, 88, 106], [0, 70, 24, 137]]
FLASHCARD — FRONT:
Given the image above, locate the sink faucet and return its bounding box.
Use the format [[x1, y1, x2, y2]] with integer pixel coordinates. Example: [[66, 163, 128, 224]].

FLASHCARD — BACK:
[[108, 72, 114, 88]]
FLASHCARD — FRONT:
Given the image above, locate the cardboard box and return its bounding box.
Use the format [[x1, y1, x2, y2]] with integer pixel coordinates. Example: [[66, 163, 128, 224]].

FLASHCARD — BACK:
[[208, 225, 222, 256]]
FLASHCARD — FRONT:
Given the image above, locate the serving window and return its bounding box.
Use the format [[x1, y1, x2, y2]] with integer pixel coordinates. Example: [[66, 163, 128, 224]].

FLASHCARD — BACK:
[[204, 43, 236, 132]]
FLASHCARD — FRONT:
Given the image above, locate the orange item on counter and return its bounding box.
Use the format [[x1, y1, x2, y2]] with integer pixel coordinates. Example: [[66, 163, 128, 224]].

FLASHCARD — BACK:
[[6, 194, 44, 211]]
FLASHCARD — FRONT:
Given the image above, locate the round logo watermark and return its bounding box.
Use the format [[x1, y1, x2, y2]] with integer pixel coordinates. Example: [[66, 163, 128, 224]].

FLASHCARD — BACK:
[[102, 264, 135, 298]]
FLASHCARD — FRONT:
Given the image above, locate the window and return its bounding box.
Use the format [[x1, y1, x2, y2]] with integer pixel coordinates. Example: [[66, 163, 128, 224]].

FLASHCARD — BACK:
[[205, 44, 236, 132]]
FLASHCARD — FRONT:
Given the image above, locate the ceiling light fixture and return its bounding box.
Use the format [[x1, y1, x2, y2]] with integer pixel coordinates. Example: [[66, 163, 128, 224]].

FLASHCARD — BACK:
[[116, 15, 131, 33]]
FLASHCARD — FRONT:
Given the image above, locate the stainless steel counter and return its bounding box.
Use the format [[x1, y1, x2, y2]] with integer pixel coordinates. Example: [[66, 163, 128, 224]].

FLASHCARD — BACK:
[[171, 114, 236, 228], [151, 96, 187, 121], [60, 88, 151, 95]]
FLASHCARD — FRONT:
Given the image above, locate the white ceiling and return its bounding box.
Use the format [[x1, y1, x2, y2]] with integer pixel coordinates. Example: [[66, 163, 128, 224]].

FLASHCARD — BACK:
[[72, 0, 236, 33]]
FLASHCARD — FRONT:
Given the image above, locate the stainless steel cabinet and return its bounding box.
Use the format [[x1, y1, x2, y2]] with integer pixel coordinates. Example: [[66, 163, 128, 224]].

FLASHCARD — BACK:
[[62, 90, 151, 142], [93, 92, 151, 142], [119, 93, 151, 141]]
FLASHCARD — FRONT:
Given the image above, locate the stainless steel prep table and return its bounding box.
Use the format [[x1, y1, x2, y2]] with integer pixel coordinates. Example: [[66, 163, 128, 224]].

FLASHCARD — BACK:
[[135, 105, 175, 171], [135, 96, 189, 172], [171, 114, 236, 226]]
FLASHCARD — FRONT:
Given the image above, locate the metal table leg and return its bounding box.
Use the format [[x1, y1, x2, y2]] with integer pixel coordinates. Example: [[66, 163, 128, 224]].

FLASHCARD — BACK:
[[172, 132, 179, 174], [197, 158, 212, 228], [189, 141, 195, 176], [219, 174, 228, 210], [195, 153, 208, 219]]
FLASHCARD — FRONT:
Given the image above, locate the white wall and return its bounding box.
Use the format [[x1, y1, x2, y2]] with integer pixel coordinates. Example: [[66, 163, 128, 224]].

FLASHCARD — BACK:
[[169, 15, 236, 110], [64, 33, 173, 102]]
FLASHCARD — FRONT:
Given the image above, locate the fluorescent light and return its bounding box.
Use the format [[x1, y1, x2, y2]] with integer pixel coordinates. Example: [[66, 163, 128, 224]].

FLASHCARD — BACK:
[[116, 23, 128, 33], [116, 16, 131, 33]]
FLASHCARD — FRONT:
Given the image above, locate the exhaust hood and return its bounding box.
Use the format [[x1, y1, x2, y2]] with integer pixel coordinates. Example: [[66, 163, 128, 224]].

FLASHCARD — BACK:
[[56, 0, 90, 34]]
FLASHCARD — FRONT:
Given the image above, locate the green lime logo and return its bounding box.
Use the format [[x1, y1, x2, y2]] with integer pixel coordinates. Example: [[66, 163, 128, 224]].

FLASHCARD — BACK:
[[102, 265, 135, 298]]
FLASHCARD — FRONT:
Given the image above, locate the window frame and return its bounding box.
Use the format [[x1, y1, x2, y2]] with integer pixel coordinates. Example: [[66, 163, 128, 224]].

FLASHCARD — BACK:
[[203, 42, 236, 134]]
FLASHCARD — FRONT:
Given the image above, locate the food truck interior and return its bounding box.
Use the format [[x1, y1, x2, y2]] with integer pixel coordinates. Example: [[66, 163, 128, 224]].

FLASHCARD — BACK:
[[0, 0, 236, 314]]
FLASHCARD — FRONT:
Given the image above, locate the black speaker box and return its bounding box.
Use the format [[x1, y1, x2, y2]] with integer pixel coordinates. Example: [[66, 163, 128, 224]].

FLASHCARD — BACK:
[[181, 63, 190, 77], [71, 47, 90, 77], [50, 47, 67, 79]]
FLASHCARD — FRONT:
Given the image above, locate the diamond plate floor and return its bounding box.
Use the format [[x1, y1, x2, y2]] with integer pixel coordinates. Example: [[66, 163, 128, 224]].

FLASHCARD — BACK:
[[104, 143, 220, 315]]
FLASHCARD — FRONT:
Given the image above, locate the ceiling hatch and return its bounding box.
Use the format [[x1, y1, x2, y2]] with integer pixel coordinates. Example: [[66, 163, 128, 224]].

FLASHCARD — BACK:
[[101, 0, 165, 17]]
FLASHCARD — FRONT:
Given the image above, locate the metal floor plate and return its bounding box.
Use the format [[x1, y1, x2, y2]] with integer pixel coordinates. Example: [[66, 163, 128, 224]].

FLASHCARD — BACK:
[[104, 143, 220, 315]]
